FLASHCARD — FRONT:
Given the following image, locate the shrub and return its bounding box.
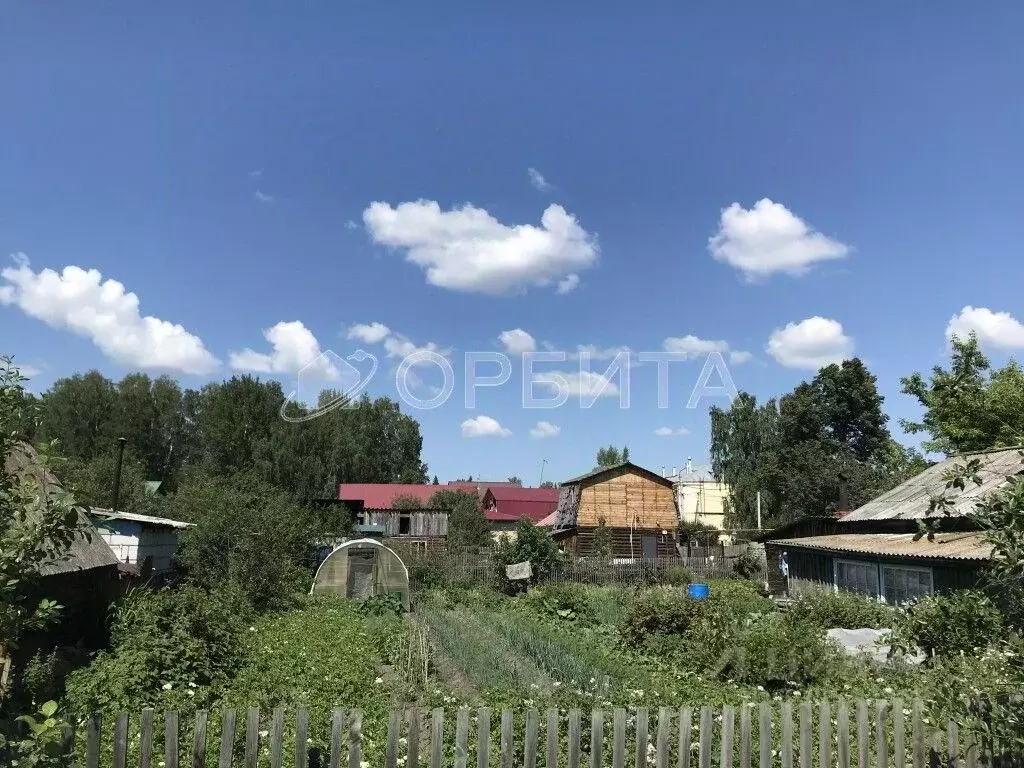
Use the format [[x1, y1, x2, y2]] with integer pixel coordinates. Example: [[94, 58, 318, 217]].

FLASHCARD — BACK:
[[732, 546, 764, 579], [408, 562, 445, 590], [732, 614, 834, 688], [663, 565, 694, 586], [619, 587, 705, 648], [788, 589, 899, 630], [522, 583, 594, 624], [705, 578, 773, 619], [891, 590, 1005, 658], [493, 519, 561, 592]]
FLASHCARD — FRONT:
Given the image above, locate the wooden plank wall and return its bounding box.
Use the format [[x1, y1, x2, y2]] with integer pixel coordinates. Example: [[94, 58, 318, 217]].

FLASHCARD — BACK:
[[363, 510, 449, 537], [44, 699, 1012, 768], [576, 468, 676, 530]]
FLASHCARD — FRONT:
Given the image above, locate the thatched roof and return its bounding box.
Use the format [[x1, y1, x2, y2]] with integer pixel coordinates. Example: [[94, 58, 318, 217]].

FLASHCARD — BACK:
[[4, 442, 119, 576]]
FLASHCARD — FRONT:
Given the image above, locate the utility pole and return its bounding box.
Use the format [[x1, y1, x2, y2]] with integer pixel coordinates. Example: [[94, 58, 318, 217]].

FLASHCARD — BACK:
[[756, 490, 762, 531], [539, 458, 548, 486], [112, 437, 127, 512]]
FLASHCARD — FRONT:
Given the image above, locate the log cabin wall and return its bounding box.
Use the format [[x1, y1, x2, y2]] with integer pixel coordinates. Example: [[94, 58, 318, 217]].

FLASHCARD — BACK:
[[362, 508, 449, 537], [576, 466, 676, 530]]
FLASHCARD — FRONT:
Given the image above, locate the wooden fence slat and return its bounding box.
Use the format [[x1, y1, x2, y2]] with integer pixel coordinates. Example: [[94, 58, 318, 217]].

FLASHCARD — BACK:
[[219, 709, 236, 768], [477, 708, 491, 768], [568, 709, 582, 768], [547, 709, 559, 768], [192, 710, 209, 768], [636, 707, 650, 768], [408, 709, 422, 768], [525, 709, 540, 768], [329, 710, 346, 768], [656, 708, 671, 768], [893, 700, 905, 768], [856, 700, 869, 768], [590, 709, 604, 768], [740, 706, 751, 768], [86, 713, 101, 768], [295, 709, 309, 768], [613, 709, 627, 768], [165, 712, 179, 768], [798, 703, 811, 768], [875, 702, 888, 768], [678, 708, 692, 768], [501, 709, 515, 768], [244, 708, 260, 768], [113, 712, 129, 768], [453, 709, 470, 768], [271, 707, 285, 768], [780, 702, 793, 768], [757, 703, 770, 768], [720, 707, 734, 768], [947, 720, 958, 768], [819, 703, 831, 768], [385, 709, 400, 768], [430, 709, 445, 768], [912, 701, 924, 768], [140, 708, 155, 768], [699, 707, 713, 768], [348, 710, 364, 768], [837, 701, 850, 768]]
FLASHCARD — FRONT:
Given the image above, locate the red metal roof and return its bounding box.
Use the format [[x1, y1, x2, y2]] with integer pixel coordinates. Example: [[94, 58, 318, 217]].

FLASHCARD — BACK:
[[337, 483, 478, 508], [484, 486, 558, 523]]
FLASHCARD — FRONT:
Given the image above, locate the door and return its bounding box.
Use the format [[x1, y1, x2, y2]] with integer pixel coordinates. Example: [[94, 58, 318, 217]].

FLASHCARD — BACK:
[[347, 549, 377, 600], [641, 535, 658, 560]]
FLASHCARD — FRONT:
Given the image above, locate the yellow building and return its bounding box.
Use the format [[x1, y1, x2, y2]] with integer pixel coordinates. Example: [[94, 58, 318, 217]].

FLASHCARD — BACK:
[[669, 460, 732, 543]]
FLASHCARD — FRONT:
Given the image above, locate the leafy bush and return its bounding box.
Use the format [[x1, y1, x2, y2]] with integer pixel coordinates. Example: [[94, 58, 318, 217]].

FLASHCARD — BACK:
[[522, 583, 595, 624], [732, 546, 764, 579], [356, 592, 405, 617], [663, 565, 693, 586], [64, 585, 252, 715], [705, 578, 773, 619], [408, 562, 445, 590], [788, 589, 898, 629], [732, 614, 834, 688], [891, 590, 1004, 658], [619, 587, 705, 648], [494, 519, 561, 592]]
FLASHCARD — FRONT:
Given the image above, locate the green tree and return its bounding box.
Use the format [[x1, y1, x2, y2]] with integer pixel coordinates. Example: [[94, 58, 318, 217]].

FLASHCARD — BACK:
[[901, 334, 1024, 455], [391, 494, 424, 510], [430, 490, 490, 551], [506, 476, 523, 486], [37, 371, 118, 461], [596, 445, 629, 467], [494, 519, 561, 588], [432, 475, 439, 485], [592, 516, 612, 561], [539, 480, 557, 489], [1, 358, 82, 694]]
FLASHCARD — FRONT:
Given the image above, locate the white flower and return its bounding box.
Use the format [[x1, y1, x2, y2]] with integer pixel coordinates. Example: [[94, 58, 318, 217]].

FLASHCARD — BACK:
[[249, 626, 256, 632], [161, 683, 173, 691], [361, 762, 369, 768], [375, 677, 384, 684], [188, 682, 196, 688], [186, 690, 195, 697], [259, 731, 269, 738]]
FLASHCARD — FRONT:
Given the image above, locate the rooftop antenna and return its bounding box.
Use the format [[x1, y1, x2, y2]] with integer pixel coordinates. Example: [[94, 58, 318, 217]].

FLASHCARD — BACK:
[[539, 458, 548, 486]]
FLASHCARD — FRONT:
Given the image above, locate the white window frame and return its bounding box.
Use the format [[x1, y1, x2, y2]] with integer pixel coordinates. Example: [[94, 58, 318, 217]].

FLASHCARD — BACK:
[[880, 564, 934, 605], [833, 558, 880, 598]]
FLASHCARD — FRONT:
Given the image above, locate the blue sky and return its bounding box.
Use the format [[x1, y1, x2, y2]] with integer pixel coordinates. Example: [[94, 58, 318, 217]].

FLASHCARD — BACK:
[[3, 3, 1024, 484]]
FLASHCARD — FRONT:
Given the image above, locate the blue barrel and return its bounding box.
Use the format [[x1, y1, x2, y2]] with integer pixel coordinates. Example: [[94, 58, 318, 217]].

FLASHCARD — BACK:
[[687, 583, 709, 600]]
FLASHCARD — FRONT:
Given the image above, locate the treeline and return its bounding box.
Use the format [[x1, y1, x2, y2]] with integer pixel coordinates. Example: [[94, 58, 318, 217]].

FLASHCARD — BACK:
[[16, 371, 428, 508], [711, 336, 1024, 528]]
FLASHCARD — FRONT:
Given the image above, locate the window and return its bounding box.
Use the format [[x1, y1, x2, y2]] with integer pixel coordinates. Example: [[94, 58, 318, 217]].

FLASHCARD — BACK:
[[399, 515, 411, 535], [882, 565, 933, 605], [834, 559, 879, 597]]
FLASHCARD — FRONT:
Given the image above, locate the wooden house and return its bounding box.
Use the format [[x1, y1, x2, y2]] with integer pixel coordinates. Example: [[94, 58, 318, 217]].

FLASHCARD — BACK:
[[761, 446, 1019, 603], [551, 462, 679, 559], [88, 508, 194, 583], [482, 486, 559, 540]]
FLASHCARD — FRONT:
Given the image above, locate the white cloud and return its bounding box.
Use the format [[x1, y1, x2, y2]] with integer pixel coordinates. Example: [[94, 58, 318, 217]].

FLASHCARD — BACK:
[[766, 316, 854, 369], [344, 220, 359, 230], [538, 370, 620, 398], [461, 415, 511, 438], [556, 274, 580, 294], [363, 200, 598, 295], [249, 169, 263, 178], [254, 190, 274, 203], [569, 344, 631, 361], [499, 328, 537, 354], [654, 426, 690, 437], [946, 306, 1024, 350], [382, 334, 446, 362], [229, 321, 340, 378], [528, 167, 552, 192], [709, 198, 850, 280], [661, 335, 751, 364], [529, 421, 561, 439], [347, 322, 392, 345], [0, 256, 219, 375], [14, 362, 42, 379]]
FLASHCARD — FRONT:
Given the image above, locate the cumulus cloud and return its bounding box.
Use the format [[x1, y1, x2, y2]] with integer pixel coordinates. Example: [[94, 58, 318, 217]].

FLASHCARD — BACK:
[[344, 220, 359, 230], [528, 168, 552, 192], [499, 328, 537, 355], [537, 370, 620, 398], [362, 200, 598, 295], [347, 322, 392, 345], [382, 334, 446, 362], [229, 321, 341, 379], [662, 335, 751, 363], [709, 198, 850, 280], [254, 190, 274, 203], [0, 256, 219, 375], [556, 274, 580, 294], [766, 316, 854, 369], [529, 421, 561, 439], [461, 415, 511, 438], [946, 306, 1024, 349], [654, 426, 690, 437]]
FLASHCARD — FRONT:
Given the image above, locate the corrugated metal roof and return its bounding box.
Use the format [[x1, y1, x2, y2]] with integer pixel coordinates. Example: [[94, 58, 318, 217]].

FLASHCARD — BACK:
[[840, 446, 1024, 522], [767, 532, 993, 561], [562, 462, 674, 487], [89, 508, 195, 530], [337, 483, 479, 508], [5, 442, 120, 576]]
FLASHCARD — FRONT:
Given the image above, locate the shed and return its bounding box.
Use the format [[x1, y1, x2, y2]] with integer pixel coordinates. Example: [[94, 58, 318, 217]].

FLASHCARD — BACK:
[[483, 486, 559, 540], [88, 508, 194, 580], [310, 538, 410, 610], [552, 461, 678, 559]]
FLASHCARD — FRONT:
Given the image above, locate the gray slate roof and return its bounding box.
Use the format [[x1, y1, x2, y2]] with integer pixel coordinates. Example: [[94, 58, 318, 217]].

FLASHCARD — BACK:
[[840, 446, 1024, 522], [5, 442, 120, 576]]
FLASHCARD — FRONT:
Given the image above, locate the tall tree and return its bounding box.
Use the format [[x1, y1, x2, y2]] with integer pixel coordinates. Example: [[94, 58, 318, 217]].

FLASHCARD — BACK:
[[596, 445, 629, 467], [901, 334, 1024, 455], [38, 371, 118, 461], [506, 476, 523, 486]]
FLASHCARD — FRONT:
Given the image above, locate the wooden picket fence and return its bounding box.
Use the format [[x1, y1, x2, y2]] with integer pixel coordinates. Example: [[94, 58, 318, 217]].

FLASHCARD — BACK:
[[31, 698, 1023, 768]]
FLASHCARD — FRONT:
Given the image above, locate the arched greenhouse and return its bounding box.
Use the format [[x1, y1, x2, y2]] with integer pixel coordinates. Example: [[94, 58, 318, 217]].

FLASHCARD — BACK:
[[310, 538, 410, 610]]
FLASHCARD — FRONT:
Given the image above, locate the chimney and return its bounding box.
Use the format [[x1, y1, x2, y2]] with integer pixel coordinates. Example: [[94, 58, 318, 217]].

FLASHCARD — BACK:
[[685, 457, 693, 474], [671, 466, 676, 478]]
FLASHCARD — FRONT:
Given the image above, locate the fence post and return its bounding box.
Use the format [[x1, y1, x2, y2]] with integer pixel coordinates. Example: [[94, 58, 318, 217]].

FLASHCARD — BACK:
[[636, 707, 650, 768]]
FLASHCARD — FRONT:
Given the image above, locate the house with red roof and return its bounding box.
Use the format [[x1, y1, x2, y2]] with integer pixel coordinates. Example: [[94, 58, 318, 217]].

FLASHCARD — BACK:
[[482, 486, 559, 539]]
